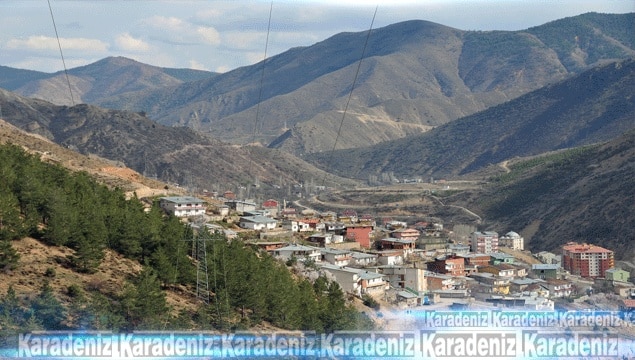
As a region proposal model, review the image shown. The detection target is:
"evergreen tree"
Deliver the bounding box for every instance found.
[31,281,67,330]
[121,266,169,330]
[0,239,19,271]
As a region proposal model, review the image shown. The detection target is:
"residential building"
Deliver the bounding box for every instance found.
[159,196,206,217]
[248,241,286,252]
[471,231,499,254]
[239,215,278,230]
[359,270,388,295]
[397,291,419,307]
[540,279,573,298]
[536,251,561,265]
[427,256,465,276]
[273,244,321,263]
[489,252,515,265]
[225,200,257,213]
[321,248,353,266]
[320,265,387,297]
[479,264,515,278]
[391,228,420,241]
[320,264,360,295]
[532,264,560,280]
[375,250,404,266]
[350,252,377,267]
[606,268,631,283]
[470,273,510,294]
[345,225,373,249]
[380,238,416,255]
[448,244,470,256]
[499,231,524,250]
[262,199,279,217]
[425,272,457,291]
[562,242,615,278]
[380,266,426,294]
[459,253,491,267]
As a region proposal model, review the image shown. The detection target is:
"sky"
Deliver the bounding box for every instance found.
[1,0,633,74]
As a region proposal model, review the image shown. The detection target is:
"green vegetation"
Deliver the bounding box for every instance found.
[492,146,596,185]
[0,144,372,334]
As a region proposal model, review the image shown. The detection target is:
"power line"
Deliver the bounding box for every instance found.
[246,1,274,179]
[47,0,75,106]
[321,6,378,188]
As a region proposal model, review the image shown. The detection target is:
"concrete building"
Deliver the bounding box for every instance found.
[273,244,321,263]
[470,231,499,254]
[499,231,524,250]
[606,268,630,282]
[321,248,353,266]
[380,266,427,294]
[532,264,560,280]
[562,242,614,278]
[239,215,278,230]
[427,256,465,276]
[159,196,206,217]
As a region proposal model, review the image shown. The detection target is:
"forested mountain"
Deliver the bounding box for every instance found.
[306,58,635,180]
[0,144,372,336]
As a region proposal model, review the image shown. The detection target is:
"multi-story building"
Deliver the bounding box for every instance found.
[427,256,465,276]
[470,231,499,254]
[159,196,206,217]
[562,242,614,278]
[499,231,524,250]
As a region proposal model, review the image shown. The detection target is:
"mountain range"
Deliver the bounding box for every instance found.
[4,12,634,156]
[308,58,635,180]
[0,13,633,258]
[0,88,357,199]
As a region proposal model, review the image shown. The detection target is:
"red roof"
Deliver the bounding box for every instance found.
[562,242,613,254]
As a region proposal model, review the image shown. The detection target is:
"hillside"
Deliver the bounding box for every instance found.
[306,58,635,180]
[449,129,635,261]
[78,12,635,154]
[7,57,216,106]
[0,89,358,196]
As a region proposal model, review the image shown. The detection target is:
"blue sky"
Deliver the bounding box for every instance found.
[1,0,632,73]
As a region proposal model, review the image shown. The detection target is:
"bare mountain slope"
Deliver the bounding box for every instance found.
[87,13,634,154]
[454,129,635,261]
[306,58,635,180]
[0,89,357,195]
[9,57,216,106]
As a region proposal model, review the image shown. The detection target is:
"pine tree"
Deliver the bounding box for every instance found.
[0,239,19,271]
[31,281,67,330]
[121,266,169,330]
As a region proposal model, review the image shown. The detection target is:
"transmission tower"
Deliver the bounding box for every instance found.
[184,219,222,305]
[195,231,210,304]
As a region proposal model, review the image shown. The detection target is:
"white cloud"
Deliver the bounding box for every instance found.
[6,35,108,52]
[142,15,221,45]
[215,64,232,73]
[189,59,209,71]
[115,33,150,52]
[196,26,221,45]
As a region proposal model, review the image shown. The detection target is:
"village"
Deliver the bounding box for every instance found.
[156,194,635,320]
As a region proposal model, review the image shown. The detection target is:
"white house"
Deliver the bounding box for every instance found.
[320,264,361,296]
[273,244,321,263]
[321,248,353,266]
[380,266,427,294]
[239,215,278,230]
[159,196,206,217]
[321,264,387,297]
[350,252,377,267]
